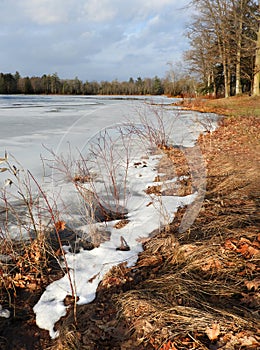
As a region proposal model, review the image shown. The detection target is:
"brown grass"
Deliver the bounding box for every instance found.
[176,95,260,117]
[114,115,260,349]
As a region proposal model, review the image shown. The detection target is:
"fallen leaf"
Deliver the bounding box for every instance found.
[201,257,222,272]
[224,238,238,251]
[161,340,177,350]
[247,245,259,257]
[206,323,220,341]
[55,220,66,231]
[240,336,259,347]
[245,279,260,291]
[88,272,99,283]
[64,294,79,306]
[114,219,130,229]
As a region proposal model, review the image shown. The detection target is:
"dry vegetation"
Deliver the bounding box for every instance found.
[177,95,260,117]
[50,109,259,348]
[0,97,259,349]
[112,115,259,350]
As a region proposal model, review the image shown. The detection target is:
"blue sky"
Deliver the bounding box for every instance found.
[0,0,193,81]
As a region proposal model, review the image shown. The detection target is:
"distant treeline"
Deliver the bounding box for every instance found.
[0,71,197,96]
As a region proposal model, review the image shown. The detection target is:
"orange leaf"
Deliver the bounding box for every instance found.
[161,340,177,350]
[245,279,260,291]
[55,220,66,231]
[206,323,220,341]
[237,243,259,258]
[237,243,249,255]
[224,239,238,251]
[247,245,259,257]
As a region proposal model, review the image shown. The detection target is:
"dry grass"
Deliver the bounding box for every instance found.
[176,95,260,117]
[114,115,260,349]
[48,324,80,350]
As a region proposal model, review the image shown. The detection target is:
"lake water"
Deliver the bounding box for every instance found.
[0,94,182,176]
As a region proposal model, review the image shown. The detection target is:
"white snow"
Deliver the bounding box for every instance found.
[0,304,10,318]
[33,153,196,338]
[0,95,218,338]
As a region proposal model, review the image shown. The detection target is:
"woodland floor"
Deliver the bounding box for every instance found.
[0,96,259,349]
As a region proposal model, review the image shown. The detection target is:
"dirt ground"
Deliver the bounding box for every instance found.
[0,101,259,349]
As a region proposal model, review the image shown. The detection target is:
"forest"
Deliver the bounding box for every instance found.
[0,71,197,97]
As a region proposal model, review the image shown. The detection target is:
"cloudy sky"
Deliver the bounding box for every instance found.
[0,0,193,81]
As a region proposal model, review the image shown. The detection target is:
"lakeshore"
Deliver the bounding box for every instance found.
[0,96,259,349]
[53,106,259,349]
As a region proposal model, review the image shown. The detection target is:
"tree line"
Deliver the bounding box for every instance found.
[0,71,197,97]
[185,0,260,97]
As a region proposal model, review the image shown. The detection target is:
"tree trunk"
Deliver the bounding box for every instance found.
[223,54,230,98]
[207,74,211,95]
[211,70,217,97]
[227,55,232,97]
[235,50,242,95]
[235,0,243,95]
[253,23,260,96]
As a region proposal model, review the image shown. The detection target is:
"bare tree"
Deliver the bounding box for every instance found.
[253,3,260,96]
[186,0,259,96]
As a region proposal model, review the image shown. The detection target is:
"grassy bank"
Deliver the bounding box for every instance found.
[177,95,260,117]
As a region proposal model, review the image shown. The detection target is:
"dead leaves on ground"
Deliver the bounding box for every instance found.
[244,279,260,291]
[145,185,162,195]
[0,238,50,292]
[224,236,260,259]
[205,323,220,341]
[114,219,130,229]
[214,331,259,349]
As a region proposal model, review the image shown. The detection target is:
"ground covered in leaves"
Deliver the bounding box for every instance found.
[0,110,259,349]
[176,95,260,118]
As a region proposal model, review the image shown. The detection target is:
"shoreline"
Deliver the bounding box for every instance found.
[0,101,259,349]
[49,111,259,348]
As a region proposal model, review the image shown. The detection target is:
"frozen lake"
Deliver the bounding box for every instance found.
[0,94,182,176]
[0,94,213,177]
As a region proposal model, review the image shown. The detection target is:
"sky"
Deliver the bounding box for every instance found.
[0,0,193,82]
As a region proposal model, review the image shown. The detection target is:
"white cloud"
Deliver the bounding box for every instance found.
[83,0,117,22]
[18,0,73,24]
[0,0,193,80]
